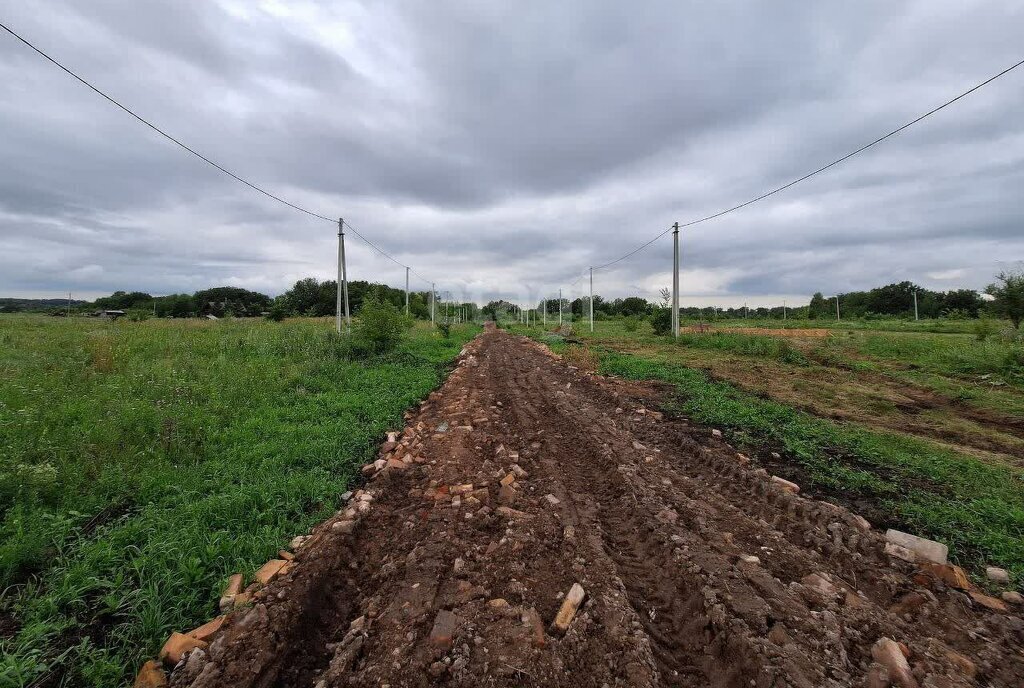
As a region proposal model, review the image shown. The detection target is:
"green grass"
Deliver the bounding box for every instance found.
[0,315,478,687]
[519,327,1024,588]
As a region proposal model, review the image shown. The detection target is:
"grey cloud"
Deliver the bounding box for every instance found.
[1,0,1023,303]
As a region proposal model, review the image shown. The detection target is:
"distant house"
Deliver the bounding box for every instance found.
[92,310,126,320]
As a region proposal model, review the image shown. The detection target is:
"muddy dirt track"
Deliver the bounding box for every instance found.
[168,326,1024,688]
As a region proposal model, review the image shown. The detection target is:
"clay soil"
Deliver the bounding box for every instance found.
[169,326,1024,687]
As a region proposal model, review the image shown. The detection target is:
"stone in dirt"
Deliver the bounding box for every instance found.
[523,607,546,647]
[770,476,800,494]
[543,493,561,506]
[986,566,1010,584]
[187,616,225,642]
[451,483,474,495]
[1001,591,1023,605]
[498,484,517,504]
[800,573,838,600]
[711,429,723,438]
[159,632,208,667]
[429,609,461,651]
[870,637,919,688]
[332,520,356,534]
[551,583,586,635]
[278,549,295,561]
[884,529,948,565]
[496,506,533,520]
[510,463,528,478]
[254,559,289,585]
[133,660,167,688]
[499,472,516,487]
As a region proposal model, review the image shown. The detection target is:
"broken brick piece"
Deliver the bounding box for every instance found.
[550,583,586,635]
[917,562,971,590]
[223,573,244,598]
[254,559,289,585]
[969,591,1008,612]
[187,616,225,642]
[133,660,168,688]
[159,632,208,667]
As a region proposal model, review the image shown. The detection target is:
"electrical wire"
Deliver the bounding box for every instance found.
[1,20,440,290]
[591,56,1024,272]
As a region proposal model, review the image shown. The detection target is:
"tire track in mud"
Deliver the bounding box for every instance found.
[167,326,1024,688]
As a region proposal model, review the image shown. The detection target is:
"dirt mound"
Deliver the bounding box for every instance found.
[165,325,1024,687]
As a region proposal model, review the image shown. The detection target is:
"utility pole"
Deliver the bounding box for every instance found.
[558,288,563,326]
[431,283,435,324]
[589,266,595,333]
[67,291,72,318]
[337,218,350,333]
[783,300,787,321]
[405,267,409,317]
[913,291,919,321]
[672,222,680,338]
[543,299,547,326]
[835,295,840,322]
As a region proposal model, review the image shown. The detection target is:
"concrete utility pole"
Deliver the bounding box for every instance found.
[67,291,72,318]
[835,295,840,322]
[337,218,350,333]
[783,300,787,321]
[589,266,595,333]
[405,267,410,317]
[558,288,563,326]
[431,283,435,324]
[543,299,547,326]
[672,222,680,338]
[913,291,919,321]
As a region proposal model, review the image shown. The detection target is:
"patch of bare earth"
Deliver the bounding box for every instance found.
[168,326,1024,687]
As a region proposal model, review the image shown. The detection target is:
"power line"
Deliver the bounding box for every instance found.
[1,20,441,292]
[592,55,1024,272]
[0,20,335,224]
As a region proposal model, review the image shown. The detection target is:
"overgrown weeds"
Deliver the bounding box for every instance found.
[0,316,478,686]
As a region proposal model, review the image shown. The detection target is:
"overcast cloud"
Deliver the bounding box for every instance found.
[1,0,1023,307]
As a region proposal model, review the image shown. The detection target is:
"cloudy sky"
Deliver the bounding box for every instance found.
[1,1,1022,307]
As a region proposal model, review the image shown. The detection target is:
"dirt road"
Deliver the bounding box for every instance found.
[167,326,1024,687]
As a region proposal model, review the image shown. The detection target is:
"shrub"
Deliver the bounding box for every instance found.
[265,303,289,322]
[623,316,640,332]
[352,296,410,355]
[973,317,997,342]
[436,321,452,339]
[651,308,672,336]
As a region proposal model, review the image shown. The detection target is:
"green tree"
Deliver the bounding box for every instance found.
[986,269,1024,329]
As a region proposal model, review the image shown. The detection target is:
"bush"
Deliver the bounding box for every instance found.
[352,296,410,355]
[623,316,640,332]
[436,321,452,339]
[973,317,997,341]
[651,308,672,336]
[265,303,289,322]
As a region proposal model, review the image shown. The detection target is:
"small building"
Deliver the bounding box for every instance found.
[93,310,127,320]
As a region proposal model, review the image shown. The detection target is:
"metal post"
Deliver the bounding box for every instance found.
[405,267,409,316]
[589,266,595,333]
[835,295,840,322]
[913,291,919,321]
[430,283,435,324]
[337,218,350,333]
[672,222,680,338]
[558,288,563,326]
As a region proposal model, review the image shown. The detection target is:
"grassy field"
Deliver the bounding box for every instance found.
[508,317,1024,589]
[0,315,478,687]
